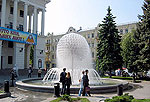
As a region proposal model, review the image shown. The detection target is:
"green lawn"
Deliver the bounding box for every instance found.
[103,76,133,80]
[132,99,150,102]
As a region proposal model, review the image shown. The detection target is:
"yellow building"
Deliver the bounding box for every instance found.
[45,22,137,69]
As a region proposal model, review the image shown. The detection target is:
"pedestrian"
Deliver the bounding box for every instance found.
[82,70,91,96]
[10,69,15,87]
[78,71,85,96]
[38,68,42,77]
[28,64,33,78]
[60,68,67,95]
[13,64,19,78]
[65,72,72,95]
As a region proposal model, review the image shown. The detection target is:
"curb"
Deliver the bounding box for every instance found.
[0,92,11,99]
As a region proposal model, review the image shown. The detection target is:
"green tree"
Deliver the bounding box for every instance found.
[135,0,150,73]
[30,45,34,66]
[96,6,122,77]
[121,31,140,82]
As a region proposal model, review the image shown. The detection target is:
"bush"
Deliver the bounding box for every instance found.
[60,94,73,102]
[105,93,134,102]
[132,99,150,102]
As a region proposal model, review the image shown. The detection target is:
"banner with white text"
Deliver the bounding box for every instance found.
[0,27,37,45]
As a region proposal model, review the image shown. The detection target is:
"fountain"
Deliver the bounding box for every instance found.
[15,33,129,94]
[43,33,101,85]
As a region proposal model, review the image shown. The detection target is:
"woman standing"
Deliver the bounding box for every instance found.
[78,71,84,96]
[65,72,72,95]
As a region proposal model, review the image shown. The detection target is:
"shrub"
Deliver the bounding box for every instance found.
[60,94,73,102]
[105,93,134,102]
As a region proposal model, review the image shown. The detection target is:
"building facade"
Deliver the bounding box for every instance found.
[0,0,50,69]
[45,23,137,69]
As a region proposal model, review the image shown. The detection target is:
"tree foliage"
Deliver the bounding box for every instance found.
[96,6,122,77]
[134,0,150,72]
[121,0,150,82]
[30,45,34,66]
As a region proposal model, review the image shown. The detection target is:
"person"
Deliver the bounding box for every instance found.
[78,71,85,96]
[38,68,42,77]
[28,64,33,78]
[60,68,67,95]
[13,64,19,78]
[82,70,91,96]
[65,72,72,95]
[10,69,15,87]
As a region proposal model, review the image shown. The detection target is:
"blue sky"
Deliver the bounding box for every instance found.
[44,0,143,35]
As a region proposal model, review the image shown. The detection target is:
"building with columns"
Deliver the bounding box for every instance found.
[0,0,50,69]
[45,22,137,69]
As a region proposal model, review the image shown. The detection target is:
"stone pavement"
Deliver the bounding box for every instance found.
[0,76,150,102]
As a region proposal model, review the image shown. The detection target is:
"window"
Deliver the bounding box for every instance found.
[52,64,56,68]
[92,52,94,58]
[52,55,55,59]
[88,34,90,38]
[52,46,54,51]
[120,29,123,34]
[0,5,1,12]
[9,22,13,29]
[88,43,90,47]
[10,7,13,14]
[92,33,94,38]
[38,59,42,68]
[20,10,24,17]
[8,56,13,64]
[8,41,13,48]
[92,43,94,48]
[125,29,128,33]
[19,24,23,31]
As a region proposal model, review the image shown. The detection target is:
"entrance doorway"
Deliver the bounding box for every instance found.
[1,56,3,69]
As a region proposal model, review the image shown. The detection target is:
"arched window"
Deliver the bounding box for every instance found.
[38,59,42,68]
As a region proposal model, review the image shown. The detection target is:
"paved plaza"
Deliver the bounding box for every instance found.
[0,74,150,102]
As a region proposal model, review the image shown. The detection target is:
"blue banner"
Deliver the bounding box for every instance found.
[0,27,37,45]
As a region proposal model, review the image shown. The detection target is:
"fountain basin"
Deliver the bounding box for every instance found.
[16,78,129,94]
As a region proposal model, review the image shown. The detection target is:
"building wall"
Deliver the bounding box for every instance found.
[0,0,50,69]
[45,23,137,69]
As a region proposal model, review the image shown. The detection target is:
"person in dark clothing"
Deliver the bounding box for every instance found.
[10,69,15,87]
[65,72,72,95]
[82,70,91,96]
[60,68,67,95]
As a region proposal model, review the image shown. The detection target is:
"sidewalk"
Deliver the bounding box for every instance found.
[0,76,150,102]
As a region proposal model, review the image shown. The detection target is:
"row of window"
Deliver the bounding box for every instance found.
[6,22,23,31]
[0,5,24,17]
[120,29,128,34]
[88,42,95,48]
[87,33,95,38]
[2,41,14,48]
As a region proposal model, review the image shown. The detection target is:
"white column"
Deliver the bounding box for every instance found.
[1,0,7,27]
[41,9,45,35]
[0,40,2,69]
[13,0,18,30]
[33,6,37,34]
[23,3,28,32]
[28,14,32,32]
[36,11,39,34]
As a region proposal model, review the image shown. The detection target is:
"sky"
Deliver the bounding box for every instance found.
[44,0,144,35]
